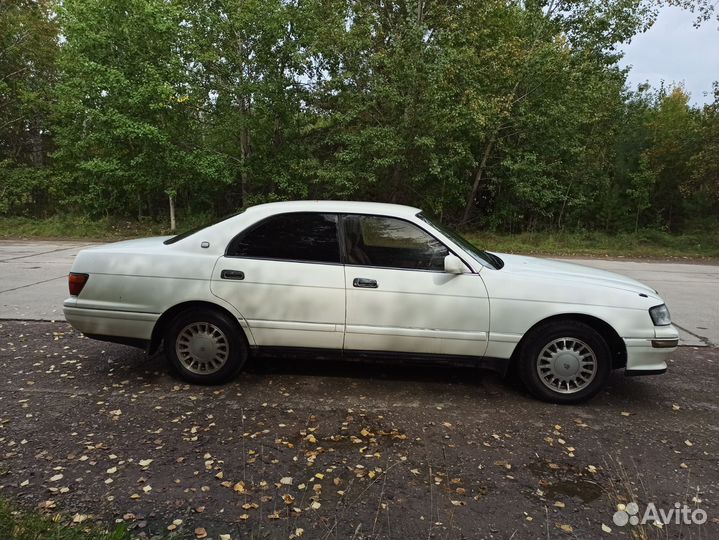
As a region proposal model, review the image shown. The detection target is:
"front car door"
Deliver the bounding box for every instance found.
[210,212,345,349]
[342,214,490,357]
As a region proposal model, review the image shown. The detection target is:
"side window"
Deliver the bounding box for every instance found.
[228,213,340,264]
[344,215,449,271]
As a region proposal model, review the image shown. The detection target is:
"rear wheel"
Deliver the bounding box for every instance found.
[518,320,611,404]
[165,309,247,384]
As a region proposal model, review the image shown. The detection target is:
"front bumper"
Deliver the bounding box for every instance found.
[623,326,679,375]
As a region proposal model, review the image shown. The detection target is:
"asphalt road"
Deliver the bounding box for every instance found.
[0,240,717,346]
[1,241,718,538]
[0,320,717,539]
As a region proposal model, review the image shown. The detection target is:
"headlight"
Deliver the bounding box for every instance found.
[649,304,671,326]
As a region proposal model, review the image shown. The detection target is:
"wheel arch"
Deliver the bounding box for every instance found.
[149,300,252,354]
[510,313,627,370]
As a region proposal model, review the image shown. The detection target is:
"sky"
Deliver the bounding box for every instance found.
[619,5,719,106]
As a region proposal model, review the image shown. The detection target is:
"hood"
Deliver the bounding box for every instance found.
[494,253,658,297]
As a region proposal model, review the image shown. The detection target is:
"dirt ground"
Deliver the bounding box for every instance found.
[0,320,717,539]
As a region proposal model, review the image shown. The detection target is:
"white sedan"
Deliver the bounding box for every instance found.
[63,201,678,403]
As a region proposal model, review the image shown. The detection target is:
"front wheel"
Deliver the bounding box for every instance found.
[518,320,611,404]
[165,309,247,384]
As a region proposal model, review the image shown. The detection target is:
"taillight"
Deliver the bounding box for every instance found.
[68,273,89,296]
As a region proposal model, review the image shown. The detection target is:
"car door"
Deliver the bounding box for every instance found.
[342,214,490,357]
[210,212,345,349]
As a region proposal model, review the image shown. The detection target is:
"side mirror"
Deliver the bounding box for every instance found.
[444,254,465,274]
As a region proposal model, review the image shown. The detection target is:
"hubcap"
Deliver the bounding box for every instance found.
[175,322,229,375]
[536,337,597,394]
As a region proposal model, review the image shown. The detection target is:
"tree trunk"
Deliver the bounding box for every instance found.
[461,137,494,226]
[239,97,250,207]
[169,194,176,232]
[557,181,573,230]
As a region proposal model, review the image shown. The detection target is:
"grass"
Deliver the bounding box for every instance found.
[0,500,128,540]
[465,229,719,260]
[0,216,180,241]
[0,215,717,260]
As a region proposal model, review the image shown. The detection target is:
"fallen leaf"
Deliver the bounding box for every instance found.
[280,476,293,485]
[310,501,321,510]
[558,523,573,533]
[195,527,208,538]
[684,440,693,447]
[601,523,612,533]
[620,411,631,417]
[139,459,153,467]
[554,501,565,508]
[49,474,63,482]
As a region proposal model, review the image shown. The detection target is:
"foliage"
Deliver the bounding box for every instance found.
[0,0,717,234]
[0,500,128,540]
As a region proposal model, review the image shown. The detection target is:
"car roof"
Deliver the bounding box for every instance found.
[245,200,423,218]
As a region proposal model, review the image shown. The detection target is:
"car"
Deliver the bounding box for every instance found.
[63,200,679,403]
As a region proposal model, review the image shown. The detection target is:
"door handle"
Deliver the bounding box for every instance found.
[221,269,245,280]
[353,277,378,289]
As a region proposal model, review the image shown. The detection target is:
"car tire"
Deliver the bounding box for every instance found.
[518,320,611,404]
[165,308,247,385]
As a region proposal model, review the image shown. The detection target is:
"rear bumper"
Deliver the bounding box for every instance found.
[63,301,158,342]
[623,335,678,375]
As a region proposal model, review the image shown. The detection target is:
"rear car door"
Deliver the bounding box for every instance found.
[210,212,345,349]
[342,214,490,356]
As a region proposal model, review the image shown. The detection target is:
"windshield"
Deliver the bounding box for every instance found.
[163,211,244,245]
[418,213,504,270]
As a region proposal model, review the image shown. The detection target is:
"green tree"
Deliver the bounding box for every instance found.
[0,0,58,216]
